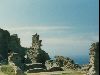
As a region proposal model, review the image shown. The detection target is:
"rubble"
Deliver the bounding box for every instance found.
[45,56,81,71]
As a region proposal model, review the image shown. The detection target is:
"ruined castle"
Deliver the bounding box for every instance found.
[0,28,50,71]
[0,28,99,74]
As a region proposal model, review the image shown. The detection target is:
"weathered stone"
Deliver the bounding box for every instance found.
[45,56,81,71]
[26,63,46,73]
[0,28,10,60]
[8,34,26,57]
[81,64,90,72]
[8,52,22,66]
[16,67,25,75]
[0,28,50,73]
[87,42,99,75]
[26,33,50,64]
[49,67,63,72]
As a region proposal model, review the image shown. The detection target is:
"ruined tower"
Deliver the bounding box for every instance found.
[27,33,50,64]
[32,33,42,50]
[27,33,41,63]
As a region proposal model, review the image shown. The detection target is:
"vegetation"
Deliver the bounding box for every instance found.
[1,65,15,75]
[26,70,86,75]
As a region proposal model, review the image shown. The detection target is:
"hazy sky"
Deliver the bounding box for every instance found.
[0,0,99,62]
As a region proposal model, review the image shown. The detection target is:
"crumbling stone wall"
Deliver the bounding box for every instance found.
[45,56,81,71]
[87,42,99,75]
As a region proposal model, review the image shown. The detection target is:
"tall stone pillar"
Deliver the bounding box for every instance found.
[87,42,99,75]
[32,33,42,50]
[27,33,42,63]
[27,33,50,64]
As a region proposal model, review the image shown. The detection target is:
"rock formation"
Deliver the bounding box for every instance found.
[0,28,10,61]
[87,42,99,75]
[45,56,81,71]
[0,28,26,63]
[8,34,26,61]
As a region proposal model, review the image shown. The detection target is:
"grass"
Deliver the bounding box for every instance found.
[0,72,7,75]
[27,70,86,75]
[0,66,86,75]
[0,65,15,75]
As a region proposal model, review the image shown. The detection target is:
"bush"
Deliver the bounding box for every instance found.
[1,65,15,75]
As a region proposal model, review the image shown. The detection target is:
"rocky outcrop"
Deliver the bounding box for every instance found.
[0,28,26,63]
[0,28,26,71]
[87,42,99,75]
[0,28,10,61]
[45,56,81,71]
[8,34,26,58]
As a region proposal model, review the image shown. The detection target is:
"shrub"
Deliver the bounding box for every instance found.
[1,65,15,75]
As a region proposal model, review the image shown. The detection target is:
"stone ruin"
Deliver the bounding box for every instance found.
[8,52,25,75]
[45,56,81,71]
[26,33,50,72]
[26,33,50,64]
[0,28,99,74]
[0,28,50,73]
[87,42,99,75]
[0,28,26,64]
[81,64,90,72]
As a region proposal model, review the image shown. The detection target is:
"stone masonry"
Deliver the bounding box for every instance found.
[87,42,99,75]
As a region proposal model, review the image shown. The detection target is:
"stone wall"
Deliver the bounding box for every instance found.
[87,42,99,75]
[45,56,81,71]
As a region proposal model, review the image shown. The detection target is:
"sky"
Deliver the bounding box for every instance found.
[0,0,99,64]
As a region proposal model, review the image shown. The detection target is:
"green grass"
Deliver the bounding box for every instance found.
[0,72,7,75]
[0,65,15,75]
[27,70,86,75]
